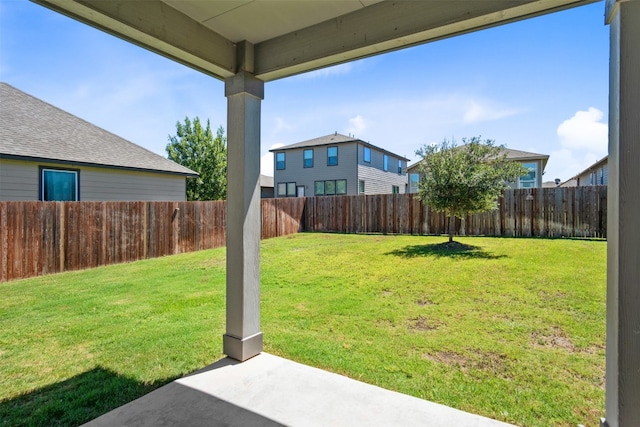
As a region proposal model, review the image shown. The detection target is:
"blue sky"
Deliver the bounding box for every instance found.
[1,1,609,182]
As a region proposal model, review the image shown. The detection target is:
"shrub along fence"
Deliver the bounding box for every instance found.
[0,186,605,282]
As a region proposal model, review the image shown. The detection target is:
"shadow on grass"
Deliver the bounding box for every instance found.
[0,366,176,427]
[387,241,507,259]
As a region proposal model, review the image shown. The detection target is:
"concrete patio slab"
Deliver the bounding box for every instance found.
[84,352,515,427]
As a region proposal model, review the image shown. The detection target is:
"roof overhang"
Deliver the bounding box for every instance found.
[32,0,600,82]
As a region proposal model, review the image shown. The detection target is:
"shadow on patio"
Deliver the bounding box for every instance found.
[82,353,514,427]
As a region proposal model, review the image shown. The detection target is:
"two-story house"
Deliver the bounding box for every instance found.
[271,133,409,197]
[407,147,549,193]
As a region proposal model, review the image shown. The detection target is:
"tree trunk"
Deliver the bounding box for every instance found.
[448,211,456,243]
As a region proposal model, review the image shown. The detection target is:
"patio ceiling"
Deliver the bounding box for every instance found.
[33,0,598,82]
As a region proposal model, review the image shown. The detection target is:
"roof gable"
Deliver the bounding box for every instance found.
[0,83,196,176]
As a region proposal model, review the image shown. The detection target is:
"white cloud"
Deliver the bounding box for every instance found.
[557,107,608,154]
[260,143,284,177]
[462,99,523,124]
[346,115,367,137]
[546,107,608,181]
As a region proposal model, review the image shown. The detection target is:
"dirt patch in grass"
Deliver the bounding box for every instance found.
[423,351,510,378]
[531,327,576,352]
[416,298,435,306]
[407,316,442,331]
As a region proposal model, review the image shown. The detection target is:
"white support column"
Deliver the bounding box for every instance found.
[223,62,264,361]
[604,1,640,426]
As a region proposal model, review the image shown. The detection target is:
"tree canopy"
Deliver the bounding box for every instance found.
[415,137,528,242]
[166,117,227,201]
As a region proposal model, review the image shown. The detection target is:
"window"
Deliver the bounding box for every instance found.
[392,185,400,194]
[287,182,296,197]
[327,146,338,166]
[363,147,371,163]
[383,155,389,171]
[277,182,297,197]
[41,168,78,201]
[397,159,403,174]
[303,149,314,168]
[359,180,365,194]
[409,173,420,193]
[276,152,286,170]
[325,180,336,195]
[519,162,537,188]
[315,179,347,196]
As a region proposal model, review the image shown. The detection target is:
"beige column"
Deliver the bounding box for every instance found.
[604,1,640,426]
[223,64,264,361]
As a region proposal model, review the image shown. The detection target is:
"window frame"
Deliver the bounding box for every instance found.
[40,166,79,201]
[519,162,537,188]
[392,185,400,194]
[303,149,314,168]
[363,146,371,163]
[276,152,286,170]
[409,173,420,193]
[277,182,297,197]
[315,179,347,196]
[327,146,338,166]
[383,154,389,171]
[359,179,365,194]
[397,159,403,174]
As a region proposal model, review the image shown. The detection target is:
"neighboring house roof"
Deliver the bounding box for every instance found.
[559,155,608,187]
[0,82,197,176]
[407,146,549,173]
[270,133,410,161]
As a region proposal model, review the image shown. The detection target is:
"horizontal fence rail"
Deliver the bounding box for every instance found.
[0,187,605,282]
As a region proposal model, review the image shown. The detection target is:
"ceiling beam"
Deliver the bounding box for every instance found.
[254,0,600,81]
[32,0,237,80]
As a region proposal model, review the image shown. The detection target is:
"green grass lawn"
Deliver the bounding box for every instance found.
[0,233,606,427]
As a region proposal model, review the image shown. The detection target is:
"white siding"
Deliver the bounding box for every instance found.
[0,158,187,201]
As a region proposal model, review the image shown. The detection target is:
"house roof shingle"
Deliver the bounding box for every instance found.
[270,133,410,161]
[0,82,197,176]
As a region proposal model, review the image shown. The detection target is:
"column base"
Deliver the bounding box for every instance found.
[223,332,263,361]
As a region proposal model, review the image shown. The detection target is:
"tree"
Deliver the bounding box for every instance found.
[166,117,227,201]
[415,137,528,243]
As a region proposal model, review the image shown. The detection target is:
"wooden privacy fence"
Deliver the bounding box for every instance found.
[0,198,305,282]
[305,187,607,239]
[1,187,605,282]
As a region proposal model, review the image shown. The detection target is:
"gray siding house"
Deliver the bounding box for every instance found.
[407,147,549,193]
[271,133,409,197]
[560,155,608,187]
[0,83,197,201]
